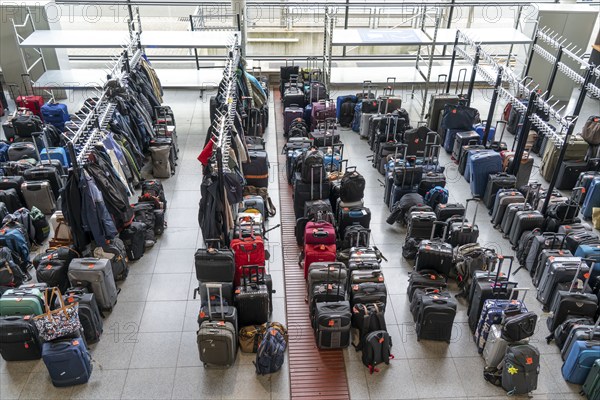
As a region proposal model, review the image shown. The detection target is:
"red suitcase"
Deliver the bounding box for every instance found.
[14,75,44,119]
[230,234,266,286]
[304,221,336,245]
[303,243,336,279]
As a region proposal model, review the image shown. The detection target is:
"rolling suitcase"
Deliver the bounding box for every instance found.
[459,146,485,176]
[502,344,540,395]
[0,315,42,361]
[0,287,44,316]
[560,321,600,361]
[308,262,348,296]
[562,339,600,384]
[21,180,56,214]
[197,287,237,367]
[197,283,238,333]
[8,142,38,161]
[194,240,236,283]
[406,211,436,240]
[556,161,589,190]
[434,202,465,222]
[536,258,589,309]
[407,270,447,301]
[119,222,146,261]
[508,210,544,247]
[304,220,336,245]
[235,265,270,326]
[501,201,533,237]
[350,281,387,308]
[468,151,503,197]
[490,190,524,226]
[303,243,336,280]
[417,171,446,197]
[68,258,118,312]
[314,301,352,349]
[42,338,92,387]
[447,198,479,247]
[242,150,269,188]
[337,206,371,239]
[582,359,600,399]
[533,252,576,287]
[311,101,336,131]
[283,81,305,109]
[283,105,304,135]
[40,147,69,167]
[61,288,103,344]
[41,101,69,130]
[482,324,510,368]
[415,290,457,342]
[23,165,63,200]
[452,131,479,161]
[483,173,517,210]
[525,233,565,275]
[415,221,453,275]
[35,258,69,292]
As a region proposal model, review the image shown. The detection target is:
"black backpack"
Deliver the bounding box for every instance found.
[133,202,156,244]
[340,167,365,203]
[288,119,308,138]
[301,149,325,183]
[352,302,386,351]
[141,180,168,211]
[361,330,393,374]
[339,101,356,127]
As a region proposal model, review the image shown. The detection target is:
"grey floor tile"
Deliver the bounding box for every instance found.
[345,360,371,400]
[182,300,202,332]
[269,270,285,298]
[365,358,418,399]
[88,334,137,371]
[0,372,28,399]
[158,228,199,250]
[409,357,467,398]
[169,190,200,209]
[389,294,416,323]
[146,273,193,301]
[69,369,127,399]
[129,332,182,369]
[452,356,507,398]
[127,245,158,275]
[120,368,176,400]
[401,331,453,359]
[101,301,146,335]
[116,274,153,303]
[154,249,195,274]
[165,208,200,229]
[270,361,291,400]
[176,331,202,368]
[221,365,271,399]
[0,358,40,375]
[448,321,480,358]
[139,301,187,332]
[171,367,223,399]
[19,372,75,399]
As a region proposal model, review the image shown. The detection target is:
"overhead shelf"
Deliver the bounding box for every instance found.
[20,30,240,49]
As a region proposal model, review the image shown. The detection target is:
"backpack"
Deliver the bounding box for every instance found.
[0,221,30,272]
[3,208,36,245]
[339,101,356,127]
[424,186,449,208]
[340,168,366,203]
[387,193,424,226]
[288,118,308,138]
[29,207,50,245]
[0,247,26,287]
[402,237,419,260]
[254,325,287,375]
[454,244,497,296]
[301,149,325,183]
[132,203,156,245]
[0,142,10,163]
[141,180,168,211]
[352,302,386,351]
[362,330,393,374]
[93,238,129,281]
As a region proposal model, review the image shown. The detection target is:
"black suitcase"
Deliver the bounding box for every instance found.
[416,290,457,342]
[407,269,448,301]
[508,210,545,247]
[553,316,595,350]
[434,202,465,222]
[194,240,235,283]
[8,142,38,161]
[537,259,589,309]
[337,206,371,239]
[349,282,387,308]
[0,176,26,204]
[415,221,453,276]
[483,173,517,209]
[35,259,69,293]
[564,232,600,254]
[448,198,479,247]
[525,233,565,276]
[406,211,436,240]
[119,222,146,261]
[314,301,352,349]
[0,315,42,361]
[417,171,446,197]
[283,84,305,108]
[467,255,518,332]
[197,283,239,334]
[452,131,480,161]
[501,202,533,236]
[242,150,269,188]
[234,265,270,326]
[533,252,575,288]
[293,172,331,219]
[490,190,524,226]
[61,288,104,344]
[556,161,588,190]
[0,188,23,213]
[23,165,63,200]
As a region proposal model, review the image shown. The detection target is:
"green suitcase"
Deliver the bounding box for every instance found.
[583,359,600,400]
[540,135,589,182]
[0,288,44,316]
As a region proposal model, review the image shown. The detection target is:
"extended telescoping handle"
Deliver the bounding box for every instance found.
[495,120,507,144]
[570,186,585,215]
[204,282,225,321]
[508,287,530,303]
[461,198,480,231]
[30,131,50,164]
[493,255,514,289]
[568,258,593,293]
[324,262,344,302]
[241,264,265,288]
[431,221,448,241]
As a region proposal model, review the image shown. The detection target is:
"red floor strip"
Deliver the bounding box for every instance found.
[274,92,350,400]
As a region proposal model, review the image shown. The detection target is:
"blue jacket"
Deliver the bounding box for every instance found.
[79,170,118,245]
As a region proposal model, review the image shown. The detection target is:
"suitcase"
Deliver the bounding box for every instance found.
[540,135,588,182]
[583,177,600,219]
[283,83,305,109]
[242,150,269,188]
[0,315,42,361]
[12,113,44,137]
[234,266,270,326]
[0,288,44,316]
[564,232,600,254]
[41,102,69,130]
[533,252,575,288]
[576,171,600,204]
[68,258,118,312]
[427,93,460,134]
[482,324,510,368]
[525,233,566,275]
[196,281,234,307]
[452,131,480,161]
[556,160,589,190]
[468,151,503,197]
[119,221,146,261]
[407,269,448,301]
[337,206,371,239]
[562,339,600,384]
[459,146,486,176]
[447,198,479,247]
[415,221,453,275]
[197,282,238,367]
[197,283,238,331]
[490,190,524,226]
[0,176,26,205]
[40,147,69,167]
[502,344,540,395]
[501,202,533,236]
[350,282,387,308]
[314,301,352,349]
[583,359,600,399]
[303,244,336,280]
[546,285,598,333]
[415,290,457,342]
[0,189,24,213]
[561,322,600,361]
[308,262,348,296]
[61,288,103,344]
[417,171,446,197]
[483,173,517,210]
[8,142,38,161]
[304,220,336,245]
[42,338,92,387]
[508,210,544,247]
[35,259,69,292]
[21,180,56,214]
[406,211,436,240]
[575,244,600,289]
[309,124,340,148]
[311,101,336,131]
[284,107,305,136]
[474,294,529,352]
[467,256,517,332]
[536,259,589,309]
[230,233,265,286]
[434,202,465,222]
[553,316,595,350]
[23,165,63,200]
[293,173,331,219]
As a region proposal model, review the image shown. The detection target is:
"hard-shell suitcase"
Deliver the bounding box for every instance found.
[561,322,600,361]
[502,344,540,395]
[483,173,517,210]
[533,252,576,288]
[536,259,589,309]
[42,338,92,387]
[490,190,524,226]
[197,282,238,367]
[8,142,38,161]
[501,202,533,236]
[459,146,485,176]
[525,233,566,275]
[40,147,69,167]
[337,206,371,239]
[447,198,480,247]
[508,210,544,247]
[0,315,42,361]
[562,338,600,384]
[468,151,503,197]
[23,165,63,200]
[283,105,305,135]
[0,288,44,316]
[556,161,588,190]
[582,359,600,399]
[21,180,56,214]
[452,131,480,161]
[314,301,352,349]
[194,241,235,283]
[415,290,457,342]
[68,258,118,312]
[235,266,270,326]
[583,177,600,219]
[415,221,453,275]
[406,211,436,240]
[434,202,465,222]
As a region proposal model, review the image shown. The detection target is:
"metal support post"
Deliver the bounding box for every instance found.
[523,35,537,78]
[573,66,595,116]
[466,46,480,106]
[544,46,563,100]
[541,120,576,214]
[482,67,503,146]
[445,31,460,93]
[342,0,350,57]
[508,91,537,176]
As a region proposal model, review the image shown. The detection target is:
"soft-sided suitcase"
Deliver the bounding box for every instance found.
[546,285,598,333]
[304,220,336,245]
[8,142,38,161]
[562,339,600,384]
[490,190,524,226]
[502,344,540,395]
[452,131,480,161]
[337,206,371,239]
[415,290,457,342]
[483,173,517,209]
[197,283,238,367]
[0,288,44,316]
[350,281,387,308]
[68,258,118,312]
[41,102,69,130]
[119,221,146,261]
[468,151,503,197]
[242,150,269,188]
[314,301,352,349]
[42,338,92,387]
[61,288,103,344]
[540,135,588,182]
[235,266,270,326]
[195,241,235,283]
[447,198,479,247]
[283,105,305,135]
[583,359,600,399]
[0,315,42,361]
[230,231,266,286]
[434,202,465,222]
[508,210,544,247]
[536,259,589,309]
[407,270,447,301]
[406,211,436,240]
[35,259,69,292]
[21,180,56,214]
[303,244,336,280]
[0,176,26,205]
[415,221,453,275]
[197,283,238,330]
[311,101,336,131]
[283,83,305,109]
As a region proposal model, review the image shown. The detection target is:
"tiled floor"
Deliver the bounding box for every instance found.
[0,83,598,399]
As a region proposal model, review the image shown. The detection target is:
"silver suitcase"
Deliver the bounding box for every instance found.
[484,324,529,368]
[21,180,56,214]
[360,113,374,138]
[68,258,118,311]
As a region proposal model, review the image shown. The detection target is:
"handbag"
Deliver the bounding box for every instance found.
[239,323,267,353]
[48,222,73,248]
[34,287,82,341]
[442,104,480,131]
[582,116,600,145]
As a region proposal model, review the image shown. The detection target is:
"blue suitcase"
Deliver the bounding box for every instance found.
[444,129,462,153]
[575,244,600,290]
[41,103,69,131]
[464,149,494,182]
[582,177,600,219]
[469,152,502,197]
[351,102,362,132]
[336,95,358,119]
[40,147,69,167]
[474,123,496,143]
[474,298,527,354]
[304,104,312,128]
[561,339,600,384]
[42,337,92,387]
